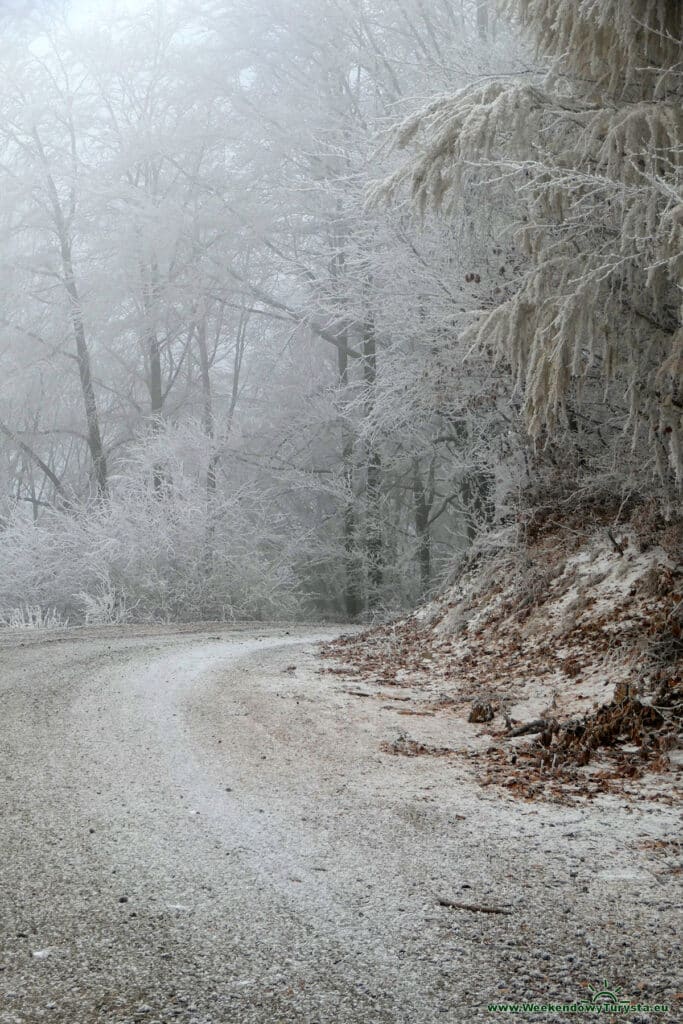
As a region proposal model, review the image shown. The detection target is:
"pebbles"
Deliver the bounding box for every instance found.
[0,627,680,1022]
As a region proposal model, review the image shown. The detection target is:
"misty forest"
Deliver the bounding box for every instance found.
[1,3,683,1022]
[1,0,679,627]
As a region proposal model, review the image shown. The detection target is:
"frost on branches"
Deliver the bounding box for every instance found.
[375,0,683,487]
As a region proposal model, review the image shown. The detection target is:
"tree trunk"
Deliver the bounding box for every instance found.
[61,242,108,497]
[338,340,362,618]
[198,304,246,500]
[32,126,107,498]
[461,466,495,543]
[330,230,361,618]
[142,259,165,492]
[194,313,219,586]
[476,0,489,40]
[362,311,383,608]
[412,458,434,597]
[195,316,216,497]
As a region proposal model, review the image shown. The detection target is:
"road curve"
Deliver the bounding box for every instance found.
[0,626,680,1023]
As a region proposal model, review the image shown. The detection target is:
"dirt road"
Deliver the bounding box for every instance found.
[0,627,680,1023]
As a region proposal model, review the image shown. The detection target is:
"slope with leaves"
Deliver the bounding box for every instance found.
[322,501,682,804]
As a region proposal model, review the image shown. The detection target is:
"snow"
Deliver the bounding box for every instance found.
[322,527,682,807]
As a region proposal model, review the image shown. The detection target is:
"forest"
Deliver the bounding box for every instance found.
[1,5,682,1020]
[0,0,680,626]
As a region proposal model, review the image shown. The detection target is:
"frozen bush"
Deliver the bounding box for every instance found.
[0,432,301,625]
[0,604,68,629]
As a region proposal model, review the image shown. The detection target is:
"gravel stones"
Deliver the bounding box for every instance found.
[0,626,679,1022]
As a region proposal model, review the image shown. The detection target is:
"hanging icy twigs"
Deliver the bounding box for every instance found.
[373,0,683,485]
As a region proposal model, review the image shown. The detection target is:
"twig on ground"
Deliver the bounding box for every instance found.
[507,718,550,737]
[438,897,513,915]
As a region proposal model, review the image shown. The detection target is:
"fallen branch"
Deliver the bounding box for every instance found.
[438,897,513,915]
[344,690,413,701]
[381,736,455,757]
[507,718,550,737]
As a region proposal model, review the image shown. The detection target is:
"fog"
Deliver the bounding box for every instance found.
[0,1,679,625]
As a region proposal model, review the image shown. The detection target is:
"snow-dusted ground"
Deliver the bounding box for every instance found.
[0,626,680,1023]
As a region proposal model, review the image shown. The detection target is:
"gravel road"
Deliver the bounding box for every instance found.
[0,626,680,1023]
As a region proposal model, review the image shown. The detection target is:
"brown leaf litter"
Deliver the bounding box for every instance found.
[322,511,682,804]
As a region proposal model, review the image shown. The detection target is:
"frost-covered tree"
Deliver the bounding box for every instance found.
[377,0,683,490]
[201,0,527,613]
[0,0,531,623]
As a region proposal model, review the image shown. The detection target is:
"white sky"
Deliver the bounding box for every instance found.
[67,0,147,28]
